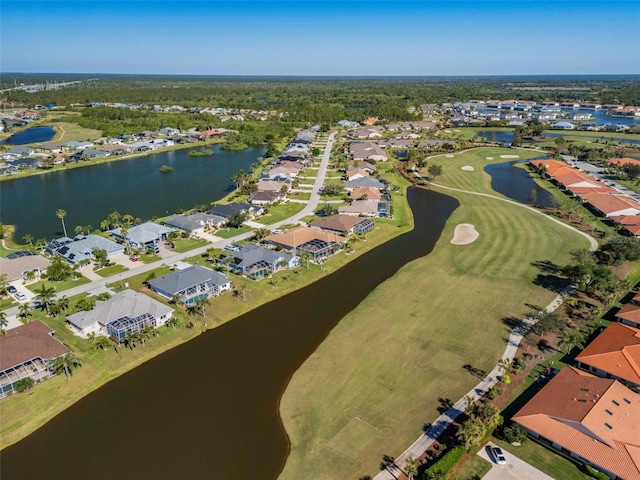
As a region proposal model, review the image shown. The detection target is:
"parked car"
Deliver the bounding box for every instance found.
[14,292,27,301]
[488,445,507,465]
[7,285,17,294]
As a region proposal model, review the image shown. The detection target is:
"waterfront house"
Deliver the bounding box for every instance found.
[208,202,263,219]
[163,212,227,234]
[47,235,124,264]
[0,321,69,399]
[551,121,575,130]
[217,244,299,280]
[257,180,288,193]
[148,265,231,306]
[575,322,640,388]
[513,366,640,480]
[338,199,380,217]
[309,214,375,237]
[0,251,50,282]
[66,289,174,341]
[5,147,35,158]
[263,226,345,262]
[110,222,175,251]
[344,177,386,192]
[248,190,287,206]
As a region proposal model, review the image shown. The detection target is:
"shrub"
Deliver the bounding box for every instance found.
[424,445,466,477]
[486,387,503,400]
[502,423,527,444]
[15,377,34,392]
[585,465,610,480]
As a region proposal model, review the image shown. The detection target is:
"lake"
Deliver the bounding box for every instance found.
[1,126,55,145]
[0,145,263,240]
[0,187,458,480]
[485,160,556,208]
[476,130,640,146]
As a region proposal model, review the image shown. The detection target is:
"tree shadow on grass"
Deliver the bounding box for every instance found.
[533,273,568,293]
[462,364,487,380]
[531,259,561,274]
[437,397,454,414]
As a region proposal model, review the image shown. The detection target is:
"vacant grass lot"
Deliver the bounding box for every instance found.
[279,147,590,480]
[258,202,307,225]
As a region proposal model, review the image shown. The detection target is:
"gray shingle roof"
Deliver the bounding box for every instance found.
[148,265,229,296]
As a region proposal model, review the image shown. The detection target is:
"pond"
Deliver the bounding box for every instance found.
[0,187,459,480]
[0,145,263,240]
[484,160,556,208]
[476,130,640,146]
[1,126,55,145]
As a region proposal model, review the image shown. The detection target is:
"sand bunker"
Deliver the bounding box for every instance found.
[445,154,455,158]
[461,165,475,171]
[499,154,520,159]
[451,224,479,245]
[444,129,452,133]
[486,157,494,160]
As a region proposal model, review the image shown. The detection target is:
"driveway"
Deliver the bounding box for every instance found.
[479,443,555,480]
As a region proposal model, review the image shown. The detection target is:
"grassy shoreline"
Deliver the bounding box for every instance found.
[278,147,591,480]
[0,163,412,450]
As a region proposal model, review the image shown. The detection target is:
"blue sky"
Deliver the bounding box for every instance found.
[2,1,639,75]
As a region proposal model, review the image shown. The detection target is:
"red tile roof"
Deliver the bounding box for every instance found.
[513,367,640,480]
[618,303,640,325]
[576,322,640,385]
[609,158,640,167]
[0,321,69,372]
[581,193,640,216]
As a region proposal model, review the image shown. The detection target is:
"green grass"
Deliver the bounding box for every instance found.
[171,237,209,253]
[94,264,128,277]
[137,253,161,264]
[0,296,17,310]
[278,147,591,480]
[288,191,312,200]
[214,225,252,238]
[26,276,90,294]
[258,203,306,225]
[491,438,591,480]
[450,453,492,480]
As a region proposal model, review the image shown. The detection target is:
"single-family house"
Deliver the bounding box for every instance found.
[337,120,359,128]
[0,321,69,398]
[378,138,415,149]
[346,167,369,181]
[257,180,288,193]
[616,297,640,328]
[148,265,231,306]
[158,127,180,136]
[66,289,174,340]
[575,322,640,388]
[208,202,262,219]
[110,222,176,251]
[163,212,227,234]
[357,161,377,174]
[64,141,94,150]
[5,147,35,158]
[349,186,383,201]
[47,235,124,264]
[263,226,345,262]
[349,142,388,162]
[551,121,575,130]
[513,366,640,480]
[344,177,385,192]
[338,200,380,217]
[0,251,50,282]
[310,214,375,237]
[217,243,299,280]
[248,190,286,206]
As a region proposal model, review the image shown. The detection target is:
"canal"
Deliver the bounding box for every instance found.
[0,145,262,240]
[0,187,459,480]
[485,160,556,208]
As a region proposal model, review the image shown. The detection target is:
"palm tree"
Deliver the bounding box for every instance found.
[35,238,47,254]
[36,284,56,315]
[50,352,82,379]
[94,336,113,351]
[404,457,418,480]
[22,233,33,246]
[0,311,8,329]
[123,331,138,350]
[195,298,209,317]
[457,418,485,450]
[56,295,70,313]
[143,325,158,338]
[18,303,31,323]
[56,209,68,237]
[560,329,585,354]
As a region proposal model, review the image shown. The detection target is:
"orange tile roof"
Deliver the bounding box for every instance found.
[568,185,616,196]
[610,216,640,236]
[513,367,640,480]
[576,322,640,385]
[618,303,640,325]
[349,187,383,200]
[582,192,640,216]
[530,159,573,177]
[554,171,601,188]
[609,158,640,167]
[264,226,345,248]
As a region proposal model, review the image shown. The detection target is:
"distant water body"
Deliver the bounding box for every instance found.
[0,126,55,145]
[0,145,263,239]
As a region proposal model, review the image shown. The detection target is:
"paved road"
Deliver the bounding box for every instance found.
[1,132,336,322]
[479,443,555,480]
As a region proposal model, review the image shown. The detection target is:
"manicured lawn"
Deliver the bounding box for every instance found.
[171,237,209,253]
[26,276,90,294]
[94,264,128,277]
[0,296,17,310]
[288,191,311,200]
[51,121,103,142]
[491,438,591,480]
[215,226,252,238]
[138,252,161,264]
[258,203,306,225]
[450,453,492,480]
[278,148,591,480]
